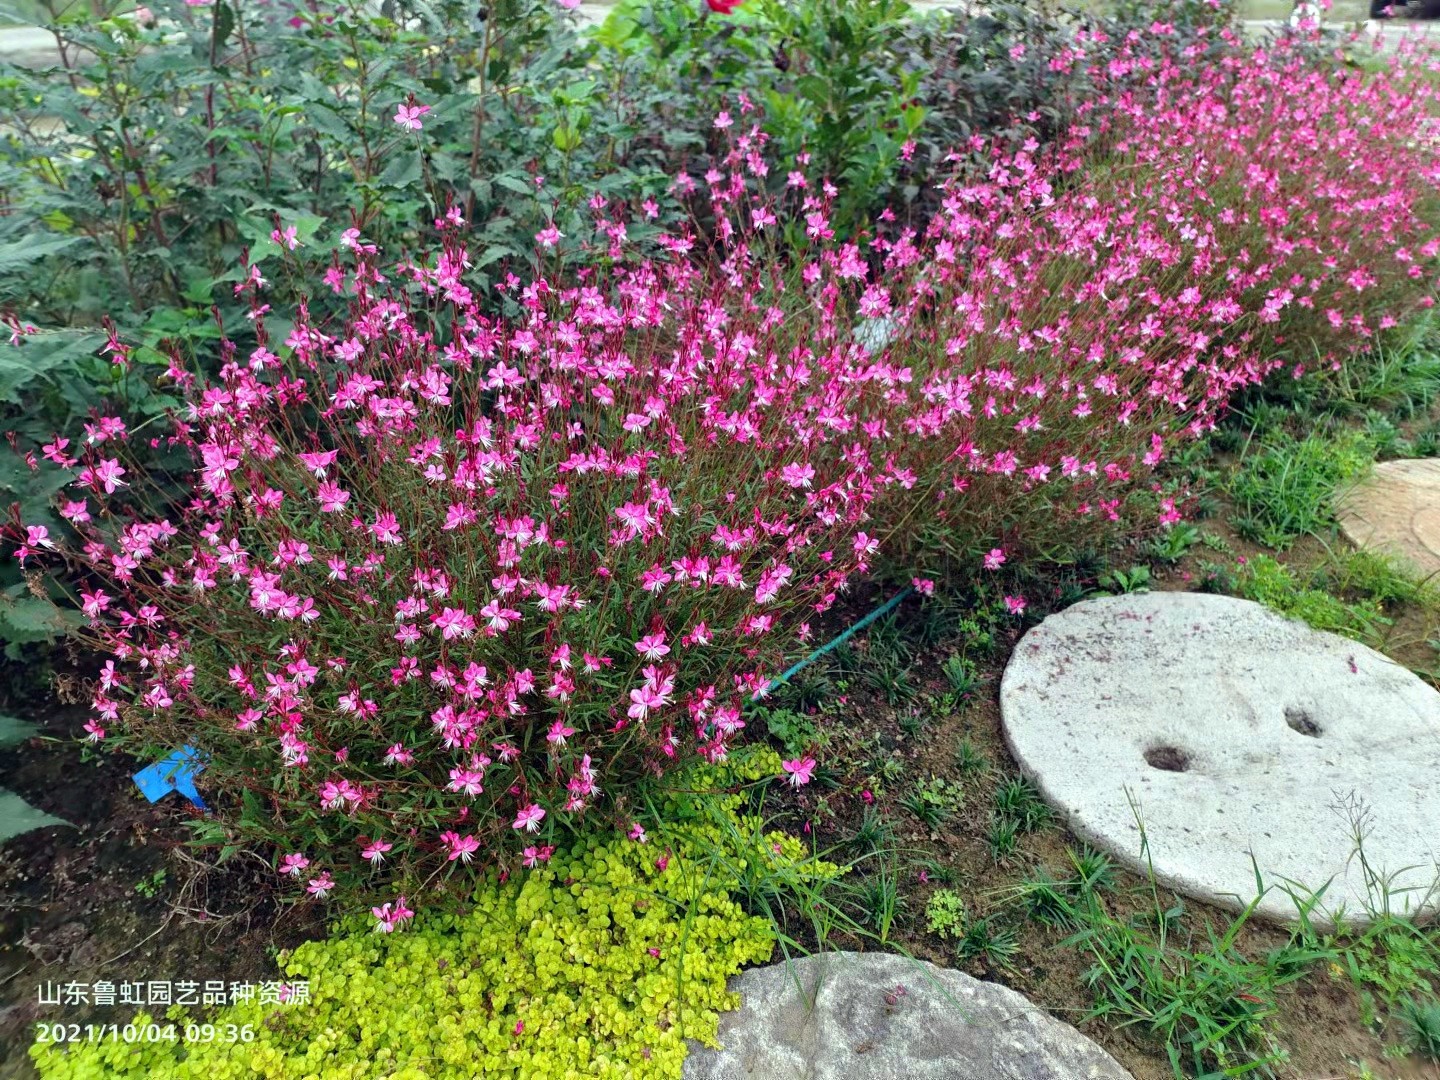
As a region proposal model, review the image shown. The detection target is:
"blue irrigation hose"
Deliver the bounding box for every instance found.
[759,585,914,698]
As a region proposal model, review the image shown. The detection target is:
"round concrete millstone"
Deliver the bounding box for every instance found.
[683,951,1133,1080]
[999,592,1440,928]
[1336,458,1440,578]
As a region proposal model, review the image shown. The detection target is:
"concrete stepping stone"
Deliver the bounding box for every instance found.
[1000,592,1440,928]
[683,951,1133,1080]
[1337,458,1440,579]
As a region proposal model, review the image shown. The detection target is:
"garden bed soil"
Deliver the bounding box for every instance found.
[0,672,326,1080]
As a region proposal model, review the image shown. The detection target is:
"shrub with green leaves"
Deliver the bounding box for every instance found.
[0,0,669,333]
[0,0,678,513]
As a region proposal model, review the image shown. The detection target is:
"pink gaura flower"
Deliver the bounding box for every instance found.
[370,512,403,545]
[480,599,520,635]
[279,853,310,877]
[780,462,815,489]
[441,831,480,863]
[628,683,665,722]
[361,839,393,864]
[306,872,335,897]
[447,767,485,797]
[512,804,545,832]
[86,458,128,494]
[393,102,431,131]
[983,548,1007,571]
[371,895,413,932]
[634,632,670,660]
[546,719,576,746]
[628,823,647,843]
[782,757,816,787]
[432,606,476,640]
[1004,595,1027,615]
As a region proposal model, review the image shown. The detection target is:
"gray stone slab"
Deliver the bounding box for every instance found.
[1000,592,1440,928]
[684,951,1133,1080]
[1337,458,1440,579]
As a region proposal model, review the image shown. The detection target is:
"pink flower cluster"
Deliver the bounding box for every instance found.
[9,29,1439,922]
[11,208,886,917]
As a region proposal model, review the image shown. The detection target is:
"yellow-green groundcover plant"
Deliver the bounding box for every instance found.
[33,754,829,1079]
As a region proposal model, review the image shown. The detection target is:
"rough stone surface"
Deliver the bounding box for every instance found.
[1000,592,1440,927]
[682,951,1132,1080]
[1337,458,1440,578]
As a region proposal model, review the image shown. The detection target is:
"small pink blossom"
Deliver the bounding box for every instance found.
[634,632,670,660]
[513,804,545,832]
[279,853,310,877]
[361,839,393,864]
[393,102,431,131]
[782,757,816,787]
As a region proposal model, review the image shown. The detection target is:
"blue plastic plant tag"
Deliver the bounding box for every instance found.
[134,746,207,809]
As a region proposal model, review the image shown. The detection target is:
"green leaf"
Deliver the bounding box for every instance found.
[182,278,214,304]
[304,103,351,143]
[0,591,83,644]
[0,234,83,277]
[376,150,423,190]
[474,245,516,269]
[0,715,39,750]
[0,330,106,405]
[430,151,466,184]
[212,1,236,54]
[0,789,68,844]
[495,173,536,198]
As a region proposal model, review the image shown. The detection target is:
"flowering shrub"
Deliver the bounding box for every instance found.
[9,25,1440,911]
[806,30,1440,575]
[6,199,881,911]
[31,755,830,1078]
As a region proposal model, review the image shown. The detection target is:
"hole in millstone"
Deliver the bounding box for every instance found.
[1143,746,1191,772]
[1285,706,1322,738]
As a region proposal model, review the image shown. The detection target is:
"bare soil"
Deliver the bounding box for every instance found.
[0,666,326,1080]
